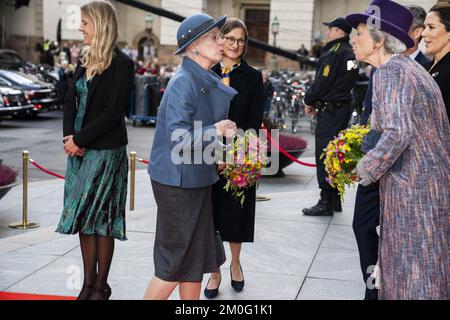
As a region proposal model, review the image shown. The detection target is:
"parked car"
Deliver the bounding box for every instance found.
[0,49,59,85]
[0,70,59,115]
[0,85,34,119]
[0,49,26,70]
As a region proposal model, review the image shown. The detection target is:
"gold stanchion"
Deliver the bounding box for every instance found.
[9,150,40,229]
[130,151,136,211]
[255,181,271,202]
[256,195,271,202]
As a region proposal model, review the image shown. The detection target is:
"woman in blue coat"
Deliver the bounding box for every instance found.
[143,13,238,300]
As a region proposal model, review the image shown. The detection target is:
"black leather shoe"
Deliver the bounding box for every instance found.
[302,203,333,216]
[204,277,221,299]
[302,190,333,216]
[230,265,244,292]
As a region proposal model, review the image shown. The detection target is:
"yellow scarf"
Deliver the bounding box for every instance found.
[220,61,241,86]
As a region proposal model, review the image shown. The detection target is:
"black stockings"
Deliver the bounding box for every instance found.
[77,233,115,300]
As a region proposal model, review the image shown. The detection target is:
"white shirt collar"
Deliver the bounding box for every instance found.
[409,48,421,60]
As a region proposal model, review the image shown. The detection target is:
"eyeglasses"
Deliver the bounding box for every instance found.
[200,32,223,42]
[222,36,246,47]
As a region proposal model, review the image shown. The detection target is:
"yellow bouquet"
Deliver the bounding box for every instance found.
[322,125,370,199]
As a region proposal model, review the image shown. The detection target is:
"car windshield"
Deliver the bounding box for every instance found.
[0,52,22,63]
[0,71,35,84]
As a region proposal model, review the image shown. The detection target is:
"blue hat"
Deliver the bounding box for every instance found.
[174,13,227,55]
[345,0,414,48]
[323,17,352,35]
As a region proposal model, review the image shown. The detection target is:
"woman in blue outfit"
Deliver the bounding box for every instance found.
[144,13,238,300]
[56,0,134,300]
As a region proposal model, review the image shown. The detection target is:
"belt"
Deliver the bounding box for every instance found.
[314,100,350,112]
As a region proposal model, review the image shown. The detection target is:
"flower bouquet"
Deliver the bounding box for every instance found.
[322,124,370,200]
[220,130,269,206]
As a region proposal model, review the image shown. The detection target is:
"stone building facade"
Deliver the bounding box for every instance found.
[0,0,441,69]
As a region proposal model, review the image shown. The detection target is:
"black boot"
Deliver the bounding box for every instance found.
[331,189,342,212]
[302,189,333,216]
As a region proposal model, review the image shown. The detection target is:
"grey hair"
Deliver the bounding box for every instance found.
[367,26,407,54]
[405,5,427,29]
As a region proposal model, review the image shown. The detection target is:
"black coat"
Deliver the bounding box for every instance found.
[63,48,134,149]
[304,36,359,106]
[415,51,432,70]
[211,59,264,242]
[429,51,450,121]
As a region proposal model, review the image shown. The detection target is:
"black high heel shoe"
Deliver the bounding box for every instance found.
[204,277,221,299]
[90,284,112,300]
[230,265,244,292]
[77,285,95,300]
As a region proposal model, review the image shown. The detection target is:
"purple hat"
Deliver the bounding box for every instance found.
[345,0,414,48]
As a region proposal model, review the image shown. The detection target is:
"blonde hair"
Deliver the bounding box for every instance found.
[80,0,118,76]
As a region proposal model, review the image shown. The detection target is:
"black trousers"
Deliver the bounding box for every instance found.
[352,183,380,300]
[315,103,352,190]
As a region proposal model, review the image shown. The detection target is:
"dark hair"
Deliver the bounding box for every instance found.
[430,2,450,32]
[220,18,248,58]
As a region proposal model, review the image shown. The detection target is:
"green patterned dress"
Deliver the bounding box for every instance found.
[56,75,128,240]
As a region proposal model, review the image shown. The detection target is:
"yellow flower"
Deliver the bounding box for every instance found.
[333,158,341,171]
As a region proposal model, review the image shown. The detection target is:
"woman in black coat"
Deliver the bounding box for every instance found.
[204,18,264,298]
[422,3,450,120]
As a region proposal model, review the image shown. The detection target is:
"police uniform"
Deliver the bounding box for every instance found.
[303,18,359,216]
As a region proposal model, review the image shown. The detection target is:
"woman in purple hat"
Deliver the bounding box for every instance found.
[346,0,450,300]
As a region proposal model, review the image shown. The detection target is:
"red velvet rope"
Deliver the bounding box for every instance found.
[137,158,149,165]
[29,159,66,179]
[135,130,316,168]
[262,128,317,168]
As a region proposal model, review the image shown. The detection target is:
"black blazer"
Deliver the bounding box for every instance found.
[63,48,134,149]
[429,51,450,121]
[415,51,432,70]
[212,59,264,131]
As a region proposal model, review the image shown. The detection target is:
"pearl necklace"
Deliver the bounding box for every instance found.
[385,53,400,64]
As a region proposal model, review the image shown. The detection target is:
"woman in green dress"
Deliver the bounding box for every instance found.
[56,0,134,300]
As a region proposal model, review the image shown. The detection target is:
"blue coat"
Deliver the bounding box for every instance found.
[148,57,237,188]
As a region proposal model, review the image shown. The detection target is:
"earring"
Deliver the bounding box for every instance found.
[193,48,199,55]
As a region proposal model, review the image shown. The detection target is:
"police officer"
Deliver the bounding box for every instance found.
[302,17,359,216]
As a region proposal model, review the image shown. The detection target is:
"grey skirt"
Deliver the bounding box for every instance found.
[151,180,226,282]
